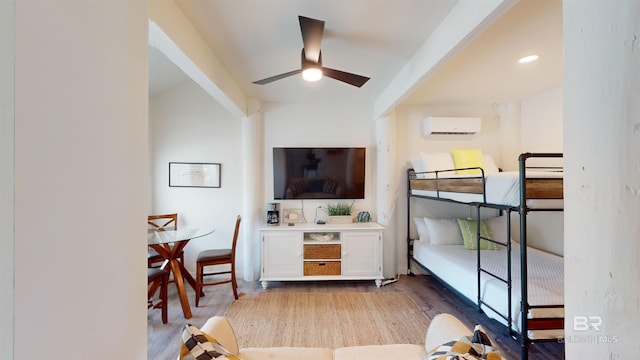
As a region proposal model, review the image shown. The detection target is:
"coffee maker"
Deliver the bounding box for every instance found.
[266,203,280,226]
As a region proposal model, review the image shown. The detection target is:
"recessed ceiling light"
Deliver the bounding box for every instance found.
[518,54,539,64]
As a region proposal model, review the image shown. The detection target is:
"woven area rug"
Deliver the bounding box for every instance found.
[223,291,430,348]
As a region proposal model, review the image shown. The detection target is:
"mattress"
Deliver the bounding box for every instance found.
[412,240,564,339]
[410,171,563,208]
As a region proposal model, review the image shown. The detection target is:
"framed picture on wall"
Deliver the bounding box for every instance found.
[169,162,221,188]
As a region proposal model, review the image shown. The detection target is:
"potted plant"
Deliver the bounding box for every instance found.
[327,201,354,224]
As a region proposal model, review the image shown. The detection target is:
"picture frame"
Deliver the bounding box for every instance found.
[169,162,221,188]
[283,209,305,223]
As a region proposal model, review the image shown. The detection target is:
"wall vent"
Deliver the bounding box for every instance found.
[422,117,481,137]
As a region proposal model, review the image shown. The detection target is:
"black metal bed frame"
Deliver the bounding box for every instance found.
[406,153,564,360]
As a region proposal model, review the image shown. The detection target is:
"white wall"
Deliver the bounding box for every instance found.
[150,81,243,274]
[521,87,563,154]
[517,87,564,255]
[12,2,148,359]
[0,0,15,356]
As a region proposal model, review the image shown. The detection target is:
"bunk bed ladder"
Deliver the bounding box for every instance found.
[475,206,515,341]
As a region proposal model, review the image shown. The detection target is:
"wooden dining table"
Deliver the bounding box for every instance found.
[148,227,214,319]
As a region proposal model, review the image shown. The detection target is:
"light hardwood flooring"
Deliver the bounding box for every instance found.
[148,275,564,360]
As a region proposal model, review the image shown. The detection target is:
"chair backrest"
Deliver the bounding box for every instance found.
[230,215,242,262]
[148,213,178,232]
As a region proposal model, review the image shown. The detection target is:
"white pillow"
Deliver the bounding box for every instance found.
[421,152,455,171]
[410,157,427,179]
[488,215,511,244]
[413,217,430,243]
[419,152,455,179]
[423,217,463,245]
[482,154,500,174]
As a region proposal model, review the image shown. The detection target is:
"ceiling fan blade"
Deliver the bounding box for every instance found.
[299,16,324,62]
[252,69,302,85]
[322,67,370,88]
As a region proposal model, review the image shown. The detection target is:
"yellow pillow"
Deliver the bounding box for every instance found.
[452,148,485,175]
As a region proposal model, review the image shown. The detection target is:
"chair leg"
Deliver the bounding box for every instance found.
[231,265,238,300]
[196,261,238,304]
[160,272,168,324]
[148,280,160,299]
[195,262,202,307]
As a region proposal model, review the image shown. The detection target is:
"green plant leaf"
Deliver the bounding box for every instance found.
[327,201,353,216]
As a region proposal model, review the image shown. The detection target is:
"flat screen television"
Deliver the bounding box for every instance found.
[273,147,366,200]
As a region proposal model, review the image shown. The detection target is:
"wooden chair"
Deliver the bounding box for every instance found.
[148,213,181,267]
[195,215,241,306]
[148,267,169,323]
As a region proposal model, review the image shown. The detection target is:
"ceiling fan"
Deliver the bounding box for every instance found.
[252,16,370,88]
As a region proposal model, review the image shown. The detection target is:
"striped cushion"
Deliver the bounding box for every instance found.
[427,325,505,360]
[180,324,236,360]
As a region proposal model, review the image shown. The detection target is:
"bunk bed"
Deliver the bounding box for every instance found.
[406,152,564,360]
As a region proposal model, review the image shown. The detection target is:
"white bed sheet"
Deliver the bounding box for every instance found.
[412,240,564,339]
[411,171,563,208]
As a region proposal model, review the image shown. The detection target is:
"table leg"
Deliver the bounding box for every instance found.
[170,240,197,291]
[168,258,192,319]
[151,241,194,319]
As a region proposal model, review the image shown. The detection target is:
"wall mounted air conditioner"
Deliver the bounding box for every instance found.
[422,117,481,137]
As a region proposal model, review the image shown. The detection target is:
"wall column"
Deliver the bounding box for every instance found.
[564,1,640,358]
[494,101,521,171]
[242,99,263,281]
[0,0,15,357]
[376,112,398,278]
[13,2,148,358]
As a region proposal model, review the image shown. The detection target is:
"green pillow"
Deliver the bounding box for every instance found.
[457,218,499,250]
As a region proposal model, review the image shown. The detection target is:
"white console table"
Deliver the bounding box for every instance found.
[260,222,384,289]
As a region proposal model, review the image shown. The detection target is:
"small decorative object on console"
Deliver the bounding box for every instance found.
[357,211,371,222]
[315,206,329,224]
[327,201,354,223]
[327,201,353,216]
[266,202,280,226]
[283,209,305,224]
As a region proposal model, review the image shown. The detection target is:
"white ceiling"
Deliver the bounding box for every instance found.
[149,0,562,108]
[404,0,563,105]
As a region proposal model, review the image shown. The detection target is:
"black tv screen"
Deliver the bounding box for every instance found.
[273,147,366,200]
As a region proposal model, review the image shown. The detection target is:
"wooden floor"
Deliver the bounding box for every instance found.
[148,275,564,360]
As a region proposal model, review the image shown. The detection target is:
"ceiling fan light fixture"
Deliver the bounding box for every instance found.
[252,17,369,87]
[302,67,323,82]
[518,54,539,64]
